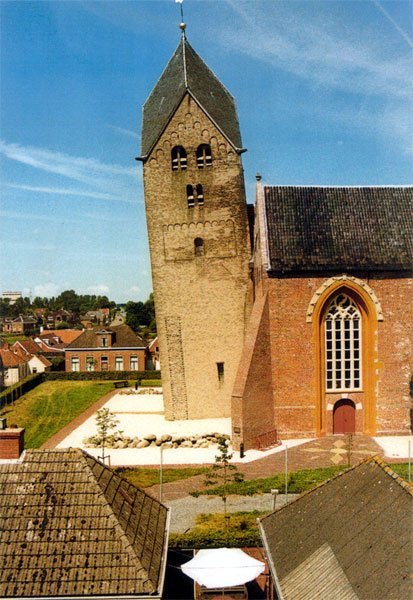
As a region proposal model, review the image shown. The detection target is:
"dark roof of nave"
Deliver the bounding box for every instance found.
[0,449,169,598]
[141,35,242,158]
[264,186,413,273]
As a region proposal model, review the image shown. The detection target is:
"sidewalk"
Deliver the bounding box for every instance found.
[167,493,299,533]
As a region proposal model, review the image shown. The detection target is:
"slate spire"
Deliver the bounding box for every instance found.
[140,34,243,158]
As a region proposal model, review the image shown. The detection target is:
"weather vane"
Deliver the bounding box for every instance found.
[175,0,186,33]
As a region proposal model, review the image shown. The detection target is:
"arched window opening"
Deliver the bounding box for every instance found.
[325,293,361,391]
[196,144,212,168]
[187,184,194,208]
[171,146,187,171]
[196,184,204,205]
[194,237,204,257]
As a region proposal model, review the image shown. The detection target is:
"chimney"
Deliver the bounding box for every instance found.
[0,420,25,459]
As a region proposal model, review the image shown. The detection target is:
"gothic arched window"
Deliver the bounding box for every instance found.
[196,144,212,168]
[194,237,204,256]
[171,146,187,171]
[325,293,361,391]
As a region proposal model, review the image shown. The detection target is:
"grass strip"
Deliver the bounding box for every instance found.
[117,466,209,489]
[0,381,113,448]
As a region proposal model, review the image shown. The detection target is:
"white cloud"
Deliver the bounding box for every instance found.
[108,125,139,139]
[224,1,411,100]
[87,284,110,295]
[130,285,141,293]
[4,183,129,203]
[32,283,61,298]
[0,141,139,194]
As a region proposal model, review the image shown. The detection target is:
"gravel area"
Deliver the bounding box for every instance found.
[167,494,299,533]
[373,435,413,458]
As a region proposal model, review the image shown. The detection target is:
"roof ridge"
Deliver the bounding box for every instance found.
[262,455,413,524]
[79,451,156,590]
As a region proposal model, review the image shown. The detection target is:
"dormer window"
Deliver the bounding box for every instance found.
[187,185,195,207]
[194,237,204,257]
[196,144,212,168]
[101,337,108,348]
[171,146,187,171]
[196,184,204,205]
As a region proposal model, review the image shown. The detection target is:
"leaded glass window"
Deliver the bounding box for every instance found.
[325,294,361,391]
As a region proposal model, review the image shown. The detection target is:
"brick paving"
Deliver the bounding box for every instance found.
[147,435,387,503]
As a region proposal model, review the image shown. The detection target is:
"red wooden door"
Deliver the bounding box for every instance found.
[333,399,356,434]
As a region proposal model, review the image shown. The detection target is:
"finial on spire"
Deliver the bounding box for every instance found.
[175,0,186,35]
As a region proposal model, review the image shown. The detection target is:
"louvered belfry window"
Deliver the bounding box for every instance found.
[171,146,187,171]
[325,294,362,391]
[196,144,212,168]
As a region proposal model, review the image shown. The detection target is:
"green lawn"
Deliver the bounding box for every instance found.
[169,511,265,548]
[0,381,113,448]
[117,466,209,489]
[192,462,411,497]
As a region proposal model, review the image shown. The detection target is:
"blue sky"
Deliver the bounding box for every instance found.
[1,0,411,303]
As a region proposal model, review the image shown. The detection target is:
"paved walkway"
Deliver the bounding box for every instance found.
[167,493,299,533]
[147,435,386,502]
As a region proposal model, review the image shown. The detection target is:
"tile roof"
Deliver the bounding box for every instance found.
[264,186,413,273]
[259,457,413,600]
[12,339,43,356]
[0,449,169,598]
[141,35,242,157]
[38,329,83,345]
[0,349,27,368]
[67,324,146,349]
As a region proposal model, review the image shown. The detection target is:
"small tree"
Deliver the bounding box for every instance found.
[204,436,244,537]
[95,408,120,464]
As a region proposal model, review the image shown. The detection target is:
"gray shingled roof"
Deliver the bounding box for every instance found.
[259,457,413,600]
[264,186,413,273]
[141,35,242,157]
[0,449,169,598]
[66,324,146,349]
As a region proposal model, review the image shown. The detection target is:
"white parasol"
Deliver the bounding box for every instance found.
[181,548,265,589]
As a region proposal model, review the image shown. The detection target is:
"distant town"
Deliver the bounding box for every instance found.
[0,289,159,388]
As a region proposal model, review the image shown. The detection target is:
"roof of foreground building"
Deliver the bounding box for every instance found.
[264,186,413,273]
[141,34,242,157]
[259,456,413,600]
[0,449,169,598]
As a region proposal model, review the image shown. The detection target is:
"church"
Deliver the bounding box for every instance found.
[138,26,412,450]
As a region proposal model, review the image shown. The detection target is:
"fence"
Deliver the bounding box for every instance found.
[0,373,45,410]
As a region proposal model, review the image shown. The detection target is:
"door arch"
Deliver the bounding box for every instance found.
[333,399,356,434]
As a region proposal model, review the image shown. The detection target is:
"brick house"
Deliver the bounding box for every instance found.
[65,324,147,372]
[0,347,30,387]
[1,315,38,335]
[11,340,52,374]
[140,31,412,446]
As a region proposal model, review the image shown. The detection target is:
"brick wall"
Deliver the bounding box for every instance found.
[65,349,146,373]
[237,273,412,444]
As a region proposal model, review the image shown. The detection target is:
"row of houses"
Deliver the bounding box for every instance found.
[0,308,117,335]
[0,325,160,388]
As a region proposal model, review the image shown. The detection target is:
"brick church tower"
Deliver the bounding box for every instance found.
[138,27,251,420]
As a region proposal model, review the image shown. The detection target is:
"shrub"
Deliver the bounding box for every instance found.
[44,370,161,381]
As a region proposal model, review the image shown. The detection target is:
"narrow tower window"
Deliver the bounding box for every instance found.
[325,293,362,391]
[171,146,187,171]
[196,144,212,168]
[196,184,204,205]
[187,184,195,207]
[194,237,204,256]
[217,362,224,385]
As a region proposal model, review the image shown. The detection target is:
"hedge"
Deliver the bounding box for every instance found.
[0,373,45,410]
[169,530,262,549]
[44,370,161,381]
